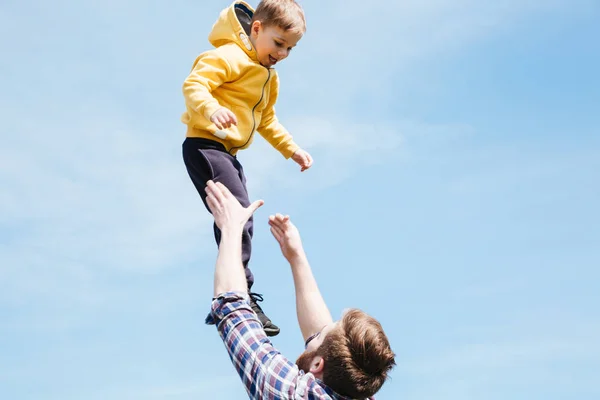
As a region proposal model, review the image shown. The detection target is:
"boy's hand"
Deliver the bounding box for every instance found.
[269,214,305,262]
[210,107,238,130]
[205,180,263,231]
[292,149,313,172]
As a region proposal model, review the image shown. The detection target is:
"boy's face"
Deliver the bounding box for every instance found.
[251,21,302,68]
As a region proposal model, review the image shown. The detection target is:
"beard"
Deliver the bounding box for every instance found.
[296,349,319,373]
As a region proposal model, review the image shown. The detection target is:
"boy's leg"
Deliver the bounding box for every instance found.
[182,140,254,287]
[229,157,282,335]
[182,138,280,336]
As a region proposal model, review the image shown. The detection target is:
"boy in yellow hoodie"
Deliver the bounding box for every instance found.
[181,0,312,336]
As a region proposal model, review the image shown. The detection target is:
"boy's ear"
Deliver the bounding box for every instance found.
[251,20,262,36]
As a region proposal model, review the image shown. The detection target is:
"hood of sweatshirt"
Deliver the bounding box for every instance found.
[208,1,259,62]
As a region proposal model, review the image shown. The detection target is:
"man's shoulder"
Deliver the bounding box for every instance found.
[208,291,251,323]
[301,373,366,400]
[297,372,341,399]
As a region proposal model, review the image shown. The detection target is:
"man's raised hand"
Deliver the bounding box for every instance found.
[205,180,263,231]
[268,214,305,262]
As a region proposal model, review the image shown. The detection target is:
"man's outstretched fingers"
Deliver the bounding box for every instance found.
[206,192,219,213]
[269,215,282,228]
[270,226,283,242]
[248,199,264,215]
[205,182,216,202]
[206,180,223,202]
[215,182,233,199]
[269,216,281,228]
[269,220,285,240]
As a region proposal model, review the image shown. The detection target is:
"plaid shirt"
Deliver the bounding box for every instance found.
[207,292,374,400]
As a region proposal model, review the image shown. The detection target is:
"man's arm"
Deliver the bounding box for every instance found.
[205,180,262,296]
[212,226,247,296]
[269,214,334,341]
[204,181,301,399]
[209,293,301,399]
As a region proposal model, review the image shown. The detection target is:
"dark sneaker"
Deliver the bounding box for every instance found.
[249,292,280,337]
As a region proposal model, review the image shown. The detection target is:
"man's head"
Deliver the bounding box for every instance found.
[249,0,306,67]
[296,309,396,399]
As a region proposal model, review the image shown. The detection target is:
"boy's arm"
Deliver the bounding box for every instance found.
[183,50,231,122]
[257,73,300,159]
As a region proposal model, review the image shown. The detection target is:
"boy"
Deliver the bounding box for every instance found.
[181,0,312,337]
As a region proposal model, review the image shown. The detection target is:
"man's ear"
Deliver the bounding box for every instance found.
[310,356,325,374]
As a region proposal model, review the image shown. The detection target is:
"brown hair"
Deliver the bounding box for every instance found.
[251,0,307,35]
[317,309,396,398]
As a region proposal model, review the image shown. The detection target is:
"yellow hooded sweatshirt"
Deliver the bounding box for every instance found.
[181,1,299,159]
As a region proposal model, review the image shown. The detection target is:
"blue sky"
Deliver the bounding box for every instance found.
[1,0,599,399]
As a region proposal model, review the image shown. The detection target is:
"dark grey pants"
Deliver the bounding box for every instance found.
[182,137,254,289]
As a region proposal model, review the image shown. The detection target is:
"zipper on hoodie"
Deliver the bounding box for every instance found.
[229,68,271,154]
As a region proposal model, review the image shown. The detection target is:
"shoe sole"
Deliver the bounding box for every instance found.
[264,325,281,337]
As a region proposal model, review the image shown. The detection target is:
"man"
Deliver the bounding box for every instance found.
[204,180,396,399]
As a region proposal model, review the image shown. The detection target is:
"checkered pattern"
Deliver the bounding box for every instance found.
[208,292,375,400]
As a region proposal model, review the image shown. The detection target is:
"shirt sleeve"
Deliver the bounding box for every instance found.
[182,49,231,121]
[257,72,300,159]
[208,292,301,399]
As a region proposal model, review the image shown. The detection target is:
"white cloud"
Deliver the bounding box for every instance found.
[243,116,471,194]
[318,0,581,61]
[396,316,600,399]
[403,338,599,376]
[77,377,245,400]
[281,0,589,101]
[0,106,215,307]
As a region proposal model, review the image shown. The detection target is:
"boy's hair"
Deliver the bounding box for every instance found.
[251,0,307,35]
[317,309,396,398]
